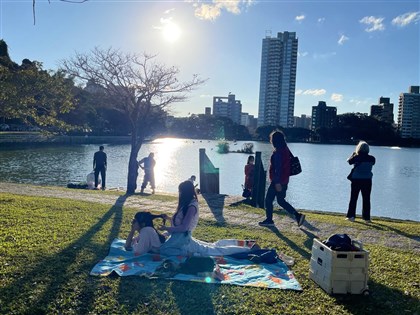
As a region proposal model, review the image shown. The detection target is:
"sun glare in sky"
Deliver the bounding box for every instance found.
[162,21,182,43]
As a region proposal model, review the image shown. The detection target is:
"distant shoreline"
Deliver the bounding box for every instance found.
[0,132,419,148]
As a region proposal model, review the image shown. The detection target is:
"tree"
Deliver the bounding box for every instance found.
[0,40,76,130]
[62,47,204,194]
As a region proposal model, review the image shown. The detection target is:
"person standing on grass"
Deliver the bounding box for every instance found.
[345,141,376,223]
[259,130,305,227]
[93,145,107,190]
[138,152,156,194]
[244,155,255,197]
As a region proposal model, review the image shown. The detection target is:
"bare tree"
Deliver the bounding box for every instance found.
[62,47,204,194]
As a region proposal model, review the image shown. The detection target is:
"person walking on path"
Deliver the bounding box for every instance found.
[345,141,376,223]
[93,145,107,190]
[259,131,305,227]
[138,152,156,194]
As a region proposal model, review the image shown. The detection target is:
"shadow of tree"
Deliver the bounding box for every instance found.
[201,193,226,225]
[0,194,128,314]
[333,279,420,314]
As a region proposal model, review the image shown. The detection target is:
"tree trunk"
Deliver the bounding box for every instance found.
[126,134,143,194]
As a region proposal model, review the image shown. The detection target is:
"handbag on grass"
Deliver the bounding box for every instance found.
[290,152,302,176]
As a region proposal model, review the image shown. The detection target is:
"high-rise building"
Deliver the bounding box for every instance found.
[213,93,242,124]
[257,31,298,128]
[294,114,311,129]
[398,86,420,139]
[370,97,394,124]
[205,107,211,115]
[311,101,337,131]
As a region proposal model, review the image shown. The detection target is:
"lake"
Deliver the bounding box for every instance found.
[0,138,419,221]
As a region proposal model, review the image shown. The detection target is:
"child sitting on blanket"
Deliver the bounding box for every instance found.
[124,212,167,255]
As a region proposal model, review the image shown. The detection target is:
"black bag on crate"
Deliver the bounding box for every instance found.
[290,152,302,176]
[323,234,357,251]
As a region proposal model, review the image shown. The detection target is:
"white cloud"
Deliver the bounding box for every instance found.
[338,34,349,45]
[295,89,303,95]
[313,52,337,60]
[359,16,385,32]
[392,11,420,27]
[303,89,327,96]
[331,93,344,102]
[199,94,212,98]
[295,15,305,22]
[318,17,325,23]
[298,51,308,57]
[164,8,175,14]
[190,0,256,21]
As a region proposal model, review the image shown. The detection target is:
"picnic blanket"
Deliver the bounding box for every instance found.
[90,239,302,290]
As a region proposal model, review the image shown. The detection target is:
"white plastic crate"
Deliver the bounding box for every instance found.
[309,238,369,295]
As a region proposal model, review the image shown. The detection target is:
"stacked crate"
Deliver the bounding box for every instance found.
[309,238,369,295]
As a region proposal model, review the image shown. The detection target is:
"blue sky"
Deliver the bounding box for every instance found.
[1,0,419,118]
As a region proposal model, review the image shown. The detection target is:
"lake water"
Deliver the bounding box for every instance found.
[0,138,419,221]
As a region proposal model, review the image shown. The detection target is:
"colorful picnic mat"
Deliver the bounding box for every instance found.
[90,238,302,290]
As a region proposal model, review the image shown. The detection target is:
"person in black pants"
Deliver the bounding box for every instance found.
[259,130,305,227]
[346,141,376,223]
[93,145,107,190]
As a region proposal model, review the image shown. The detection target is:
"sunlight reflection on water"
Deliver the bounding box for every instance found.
[0,139,419,221]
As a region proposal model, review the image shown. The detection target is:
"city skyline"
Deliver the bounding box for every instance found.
[1,0,419,118]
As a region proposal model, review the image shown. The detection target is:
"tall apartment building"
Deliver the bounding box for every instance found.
[311,101,337,131]
[370,97,394,124]
[213,93,242,124]
[398,86,420,139]
[257,31,298,128]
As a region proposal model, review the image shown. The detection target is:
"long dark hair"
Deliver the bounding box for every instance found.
[270,130,287,149]
[173,181,197,224]
[134,211,166,243]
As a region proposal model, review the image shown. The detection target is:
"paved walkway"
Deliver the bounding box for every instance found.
[0,182,418,252]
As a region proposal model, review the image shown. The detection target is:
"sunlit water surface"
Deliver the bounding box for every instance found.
[0,138,419,221]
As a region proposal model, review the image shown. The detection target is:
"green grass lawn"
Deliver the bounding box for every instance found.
[0,193,418,314]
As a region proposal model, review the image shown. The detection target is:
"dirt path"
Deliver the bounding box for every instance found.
[0,182,418,252]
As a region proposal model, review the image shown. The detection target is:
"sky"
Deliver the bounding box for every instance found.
[1,0,419,118]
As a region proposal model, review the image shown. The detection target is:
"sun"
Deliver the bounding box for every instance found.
[162,21,182,43]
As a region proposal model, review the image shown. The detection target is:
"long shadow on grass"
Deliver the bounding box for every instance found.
[201,193,226,224]
[369,221,420,242]
[264,225,312,260]
[0,194,127,314]
[333,279,419,314]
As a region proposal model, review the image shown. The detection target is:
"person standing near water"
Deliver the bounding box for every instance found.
[345,141,376,223]
[138,152,156,194]
[259,130,305,227]
[93,145,107,190]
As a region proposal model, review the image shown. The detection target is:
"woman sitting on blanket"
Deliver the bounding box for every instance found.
[158,180,258,257]
[124,212,167,255]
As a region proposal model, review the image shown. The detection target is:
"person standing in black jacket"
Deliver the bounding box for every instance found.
[93,145,107,190]
[346,141,376,223]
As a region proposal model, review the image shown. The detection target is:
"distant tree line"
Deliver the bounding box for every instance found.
[1,39,418,147]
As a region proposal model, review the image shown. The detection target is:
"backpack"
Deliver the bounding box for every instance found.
[178,256,216,275]
[323,234,355,251]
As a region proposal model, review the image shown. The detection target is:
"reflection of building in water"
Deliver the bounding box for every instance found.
[311,101,337,131]
[370,97,394,124]
[213,93,242,124]
[398,86,420,139]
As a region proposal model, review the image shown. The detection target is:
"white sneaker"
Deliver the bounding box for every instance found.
[345,217,355,222]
